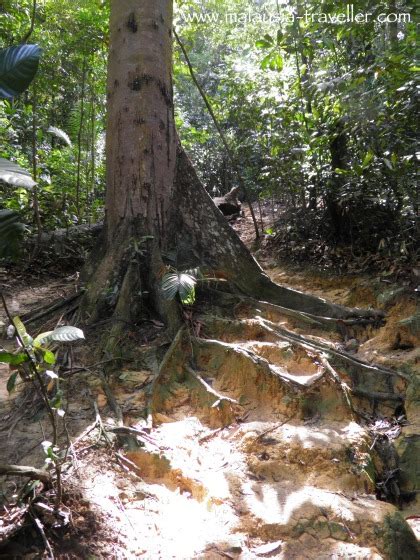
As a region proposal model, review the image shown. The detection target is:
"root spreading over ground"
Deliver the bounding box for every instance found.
[0,233,419,559]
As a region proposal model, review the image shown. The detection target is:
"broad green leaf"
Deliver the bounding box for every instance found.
[269,53,283,71]
[261,52,283,72]
[0,158,36,188]
[35,326,84,345]
[47,126,72,147]
[261,53,273,70]
[33,331,53,347]
[7,371,18,393]
[181,286,196,305]
[0,44,41,99]
[0,351,28,365]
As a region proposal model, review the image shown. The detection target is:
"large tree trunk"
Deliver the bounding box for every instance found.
[81,0,380,337]
[82,0,178,329]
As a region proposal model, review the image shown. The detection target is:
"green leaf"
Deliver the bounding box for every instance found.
[0,351,28,365]
[269,53,283,71]
[7,371,18,394]
[46,126,72,147]
[181,285,196,305]
[41,349,56,365]
[362,150,374,168]
[50,326,84,342]
[161,272,197,302]
[261,52,283,72]
[261,53,273,70]
[12,316,33,347]
[0,158,36,188]
[0,44,41,99]
[255,39,272,49]
[33,331,53,347]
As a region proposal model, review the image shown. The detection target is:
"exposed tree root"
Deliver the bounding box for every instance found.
[199,286,384,334]
[149,304,406,429]
[185,365,238,406]
[21,292,82,325]
[0,464,51,483]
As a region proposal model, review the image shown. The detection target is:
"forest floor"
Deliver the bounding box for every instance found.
[0,204,419,559]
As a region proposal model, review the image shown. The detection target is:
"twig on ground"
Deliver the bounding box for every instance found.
[114,452,144,480]
[255,412,298,442]
[106,425,159,447]
[30,512,55,559]
[198,427,225,443]
[21,292,82,325]
[92,399,113,446]
[96,371,124,425]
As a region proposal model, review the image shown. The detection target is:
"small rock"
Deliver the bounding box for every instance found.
[329,521,349,541]
[345,338,359,352]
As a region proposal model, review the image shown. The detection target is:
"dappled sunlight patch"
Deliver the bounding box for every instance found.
[79,453,239,559]
[241,481,394,530]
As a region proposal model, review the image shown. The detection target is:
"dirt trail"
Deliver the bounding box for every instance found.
[0,210,418,559]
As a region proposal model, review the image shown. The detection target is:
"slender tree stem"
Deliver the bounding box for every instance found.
[31,83,42,248]
[76,58,87,218]
[20,0,37,44]
[0,293,62,506]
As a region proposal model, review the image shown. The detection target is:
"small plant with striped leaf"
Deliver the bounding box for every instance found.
[160,267,202,305]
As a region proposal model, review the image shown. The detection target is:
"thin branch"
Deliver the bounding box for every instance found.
[30,512,55,560]
[20,0,37,44]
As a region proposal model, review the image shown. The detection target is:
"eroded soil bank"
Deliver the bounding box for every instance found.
[0,214,418,559]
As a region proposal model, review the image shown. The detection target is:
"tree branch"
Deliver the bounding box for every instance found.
[20,0,37,44]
